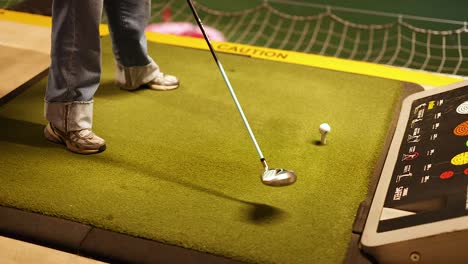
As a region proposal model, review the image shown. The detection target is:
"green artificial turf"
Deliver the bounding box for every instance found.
[0,37,402,263]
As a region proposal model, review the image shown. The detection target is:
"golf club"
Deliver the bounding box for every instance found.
[186,0,297,187]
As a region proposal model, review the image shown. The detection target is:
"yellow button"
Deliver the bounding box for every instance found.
[451,152,468,165]
[428,101,435,110]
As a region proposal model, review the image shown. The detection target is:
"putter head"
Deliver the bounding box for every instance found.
[261,168,297,187]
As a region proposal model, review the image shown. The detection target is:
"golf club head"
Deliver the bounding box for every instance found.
[261,168,297,187]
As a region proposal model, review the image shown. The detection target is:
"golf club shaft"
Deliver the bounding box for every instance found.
[187,0,266,163]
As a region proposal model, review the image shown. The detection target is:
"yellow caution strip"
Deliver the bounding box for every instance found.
[1,9,462,86]
[146,32,462,87]
[0,9,51,27]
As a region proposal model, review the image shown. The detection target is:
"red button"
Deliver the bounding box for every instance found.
[464,168,468,175]
[454,121,468,136]
[440,171,454,179]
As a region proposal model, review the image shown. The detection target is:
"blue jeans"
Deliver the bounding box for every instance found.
[45,0,160,132]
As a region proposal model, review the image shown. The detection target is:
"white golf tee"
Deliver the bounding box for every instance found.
[319,123,331,145]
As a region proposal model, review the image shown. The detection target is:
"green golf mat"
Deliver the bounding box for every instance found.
[0,37,403,264]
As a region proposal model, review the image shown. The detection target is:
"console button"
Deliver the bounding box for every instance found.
[440,171,454,180]
[456,101,468,114]
[454,121,468,136]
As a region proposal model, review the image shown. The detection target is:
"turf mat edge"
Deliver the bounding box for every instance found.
[1,37,411,264]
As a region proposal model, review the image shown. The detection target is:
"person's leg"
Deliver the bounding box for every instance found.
[104,0,179,91]
[44,0,106,154]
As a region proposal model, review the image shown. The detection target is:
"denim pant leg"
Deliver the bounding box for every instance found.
[104,0,160,90]
[45,0,103,132]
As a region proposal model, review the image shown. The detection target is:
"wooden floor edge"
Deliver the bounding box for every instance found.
[0,9,463,87]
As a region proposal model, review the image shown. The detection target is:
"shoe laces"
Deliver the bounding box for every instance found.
[77,129,93,138]
[154,71,165,79]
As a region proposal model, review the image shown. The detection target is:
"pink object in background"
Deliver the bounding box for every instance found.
[147,6,225,41]
[146,22,226,41]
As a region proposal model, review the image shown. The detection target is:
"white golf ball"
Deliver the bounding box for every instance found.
[319,123,331,133]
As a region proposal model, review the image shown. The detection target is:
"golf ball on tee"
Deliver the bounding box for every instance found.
[319,123,331,144]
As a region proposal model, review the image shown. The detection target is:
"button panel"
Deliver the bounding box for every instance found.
[378,85,468,232]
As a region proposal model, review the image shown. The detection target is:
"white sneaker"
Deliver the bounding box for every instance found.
[147,72,179,90]
[44,123,106,154]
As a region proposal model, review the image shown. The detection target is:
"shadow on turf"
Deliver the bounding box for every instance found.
[0,117,59,148]
[94,80,158,98]
[162,180,288,225]
[243,202,287,225]
[94,155,288,225]
[0,114,289,225]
